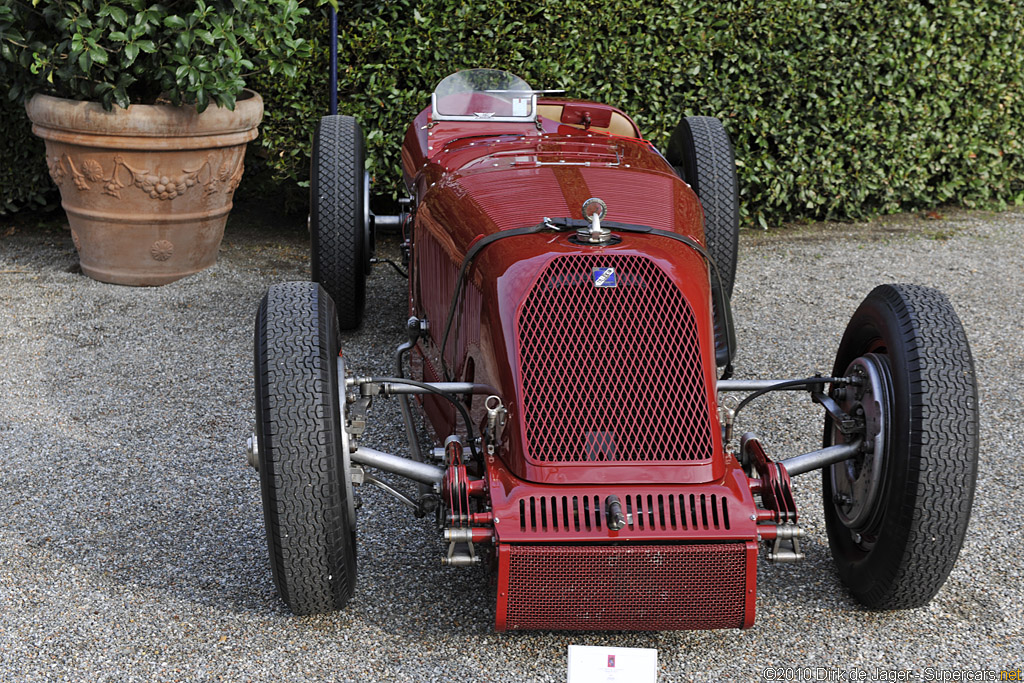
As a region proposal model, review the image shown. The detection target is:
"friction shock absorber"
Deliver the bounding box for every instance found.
[441,434,492,566]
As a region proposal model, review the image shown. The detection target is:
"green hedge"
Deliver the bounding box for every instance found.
[0,96,50,215]
[9,0,1024,226]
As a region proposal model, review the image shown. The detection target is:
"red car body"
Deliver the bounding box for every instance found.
[401,95,758,631]
[257,69,976,633]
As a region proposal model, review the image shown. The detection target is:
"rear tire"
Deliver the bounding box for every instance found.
[823,284,978,609]
[666,116,740,299]
[254,281,357,614]
[311,115,369,330]
[667,116,740,367]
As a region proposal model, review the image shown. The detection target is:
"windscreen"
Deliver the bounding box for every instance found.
[432,69,536,121]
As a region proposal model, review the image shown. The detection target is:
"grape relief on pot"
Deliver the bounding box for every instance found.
[46,154,245,200]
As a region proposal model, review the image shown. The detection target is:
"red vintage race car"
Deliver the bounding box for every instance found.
[248,69,979,631]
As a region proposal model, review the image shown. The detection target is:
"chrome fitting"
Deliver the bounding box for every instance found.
[605,495,626,531]
[443,528,493,544]
[246,433,259,470]
[767,549,806,563]
[484,395,507,453]
[441,554,481,567]
[578,197,611,244]
[766,523,806,563]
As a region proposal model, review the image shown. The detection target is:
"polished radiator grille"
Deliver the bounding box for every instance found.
[503,543,747,630]
[517,254,713,463]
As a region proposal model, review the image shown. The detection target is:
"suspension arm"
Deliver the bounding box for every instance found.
[780,441,863,477]
[350,447,445,485]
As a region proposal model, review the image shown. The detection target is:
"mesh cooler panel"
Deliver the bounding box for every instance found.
[504,543,747,630]
[517,254,713,463]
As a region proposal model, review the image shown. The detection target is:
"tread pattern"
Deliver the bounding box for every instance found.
[311,115,366,330]
[667,116,740,299]
[681,116,740,300]
[666,116,740,366]
[255,281,356,614]
[825,283,979,609]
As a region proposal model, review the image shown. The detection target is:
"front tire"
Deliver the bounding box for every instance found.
[254,281,357,614]
[823,284,978,609]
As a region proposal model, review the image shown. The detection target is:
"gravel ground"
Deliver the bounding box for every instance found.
[1,205,1021,682]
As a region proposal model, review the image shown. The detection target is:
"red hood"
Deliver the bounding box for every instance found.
[417,132,705,249]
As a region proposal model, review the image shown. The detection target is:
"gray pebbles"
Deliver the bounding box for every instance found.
[1,206,1021,681]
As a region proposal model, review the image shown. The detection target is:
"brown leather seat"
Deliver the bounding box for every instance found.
[537,103,640,138]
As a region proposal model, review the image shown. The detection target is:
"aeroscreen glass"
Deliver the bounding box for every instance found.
[432,69,535,121]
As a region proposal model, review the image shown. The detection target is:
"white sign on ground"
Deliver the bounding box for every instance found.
[567,645,658,683]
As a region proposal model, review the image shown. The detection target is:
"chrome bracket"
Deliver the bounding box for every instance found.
[352,464,431,517]
[767,523,805,563]
[812,391,864,436]
[484,395,507,455]
[442,538,479,567]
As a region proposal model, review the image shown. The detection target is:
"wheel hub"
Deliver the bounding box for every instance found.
[829,353,892,531]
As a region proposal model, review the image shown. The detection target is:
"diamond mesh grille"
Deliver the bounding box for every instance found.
[517,254,713,463]
[505,543,747,630]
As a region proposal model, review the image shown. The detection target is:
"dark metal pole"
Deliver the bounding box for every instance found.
[329,8,338,115]
[378,382,500,396]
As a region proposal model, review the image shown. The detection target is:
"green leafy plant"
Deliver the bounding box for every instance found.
[245,0,1023,227]
[0,0,313,112]
[5,0,1024,225]
[0,93,48,215]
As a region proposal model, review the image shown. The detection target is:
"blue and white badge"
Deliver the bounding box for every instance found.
[592,266,617,288]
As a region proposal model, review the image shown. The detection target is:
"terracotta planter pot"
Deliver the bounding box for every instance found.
[26,91,263,285]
